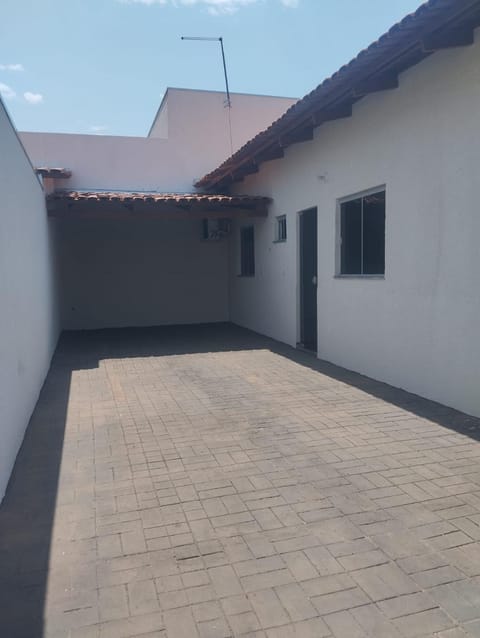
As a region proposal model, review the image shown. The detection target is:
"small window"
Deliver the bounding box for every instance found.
[340,190,385,275]
[240,226,255,276]
[275,215,287,242]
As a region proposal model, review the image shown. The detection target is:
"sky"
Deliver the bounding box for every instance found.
[1,0,422,137]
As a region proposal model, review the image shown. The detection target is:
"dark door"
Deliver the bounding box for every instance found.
[299,208,318,352]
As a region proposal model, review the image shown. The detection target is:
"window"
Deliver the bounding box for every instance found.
[201,218,231,241]
[339,189,385,275]
[240,226,255,276]
[275,215,287,242]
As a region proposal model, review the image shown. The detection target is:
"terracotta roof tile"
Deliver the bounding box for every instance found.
[47,190,270,205]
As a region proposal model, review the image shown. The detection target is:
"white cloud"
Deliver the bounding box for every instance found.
[0,63,24,72]
[119,0,299,14]
[0,82,16,100]
[24,91,43,104]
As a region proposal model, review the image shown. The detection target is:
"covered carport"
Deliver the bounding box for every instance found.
[46,189,269,331]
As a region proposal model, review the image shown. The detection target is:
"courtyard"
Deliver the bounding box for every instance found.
[1,323,480,638]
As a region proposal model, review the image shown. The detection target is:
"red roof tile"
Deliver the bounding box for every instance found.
[46,190,271,217]
[47,190,269,205]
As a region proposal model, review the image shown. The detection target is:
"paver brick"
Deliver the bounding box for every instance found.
[249,589,290,628]
[393,608,454,636]
[234,555,286,578]
[304,545,343,575]
[377,591,438,619]
[311,586,370,615]
[281,551,319,581]
[350,562,419,601]
[227,611,261,635]
[197,617,232,638]
[127,579,160,616]
[163,608,199,638]
[275,583,317,622]
[429,580,480,622]
[186,584,217,604]
[2,325,480,638]
[412,565,465,588]
[301,573,356,597]
[324,610,368,637]
[209,565,243,597]
[265,618,330,637]
[350,604,402,637]
[192,601,223,622]
[337,548,388,571]
[98,585,129,622]
[241,568,294,593]
[221,594,252,616]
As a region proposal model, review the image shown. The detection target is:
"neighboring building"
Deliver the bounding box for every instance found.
[20,89,295,332]
[1,0,480,501]
[21,88,297,193]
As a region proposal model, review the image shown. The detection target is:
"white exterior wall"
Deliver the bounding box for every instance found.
[149,89,297,182]
[58,217,229,330]
[229,30,480,418]
[0,101,59,501]
[21,89,296,194]
[20,132,194,193]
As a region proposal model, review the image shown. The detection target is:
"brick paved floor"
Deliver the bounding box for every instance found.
[1,324,480,638]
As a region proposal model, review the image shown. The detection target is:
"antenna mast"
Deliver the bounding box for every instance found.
[181,36,231,108]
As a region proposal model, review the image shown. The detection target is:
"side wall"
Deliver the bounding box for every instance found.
[20,132,193,193]
[21,91,296,195]
[153,89,297,181]
[0,101,59,501]
[58,217,229,330]
[229,30,480,417]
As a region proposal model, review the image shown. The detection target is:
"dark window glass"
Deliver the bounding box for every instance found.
[277,216,287,241]
[340,191,385,275]
[363,192,385,274]
[240,226,255,276]
[340,198,362,274]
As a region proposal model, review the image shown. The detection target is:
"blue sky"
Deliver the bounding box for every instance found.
[1,0,422,136]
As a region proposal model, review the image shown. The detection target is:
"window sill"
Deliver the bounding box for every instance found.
[273,239,287,244]
[237,274,255,278]
[335,274,385,280]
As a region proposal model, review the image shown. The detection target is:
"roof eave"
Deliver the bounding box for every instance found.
[196,0,480,191]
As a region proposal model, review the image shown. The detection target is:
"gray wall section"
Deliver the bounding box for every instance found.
[57,217,229,330]
[0,100,59,501]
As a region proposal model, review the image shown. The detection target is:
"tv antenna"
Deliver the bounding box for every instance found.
[181,36,233,153]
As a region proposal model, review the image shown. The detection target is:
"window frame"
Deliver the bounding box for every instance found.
[274,215,287,243]
[239,225,255,277]
[336,186,386,279]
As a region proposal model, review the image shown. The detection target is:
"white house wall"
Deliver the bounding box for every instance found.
[150,89,297,181]
[0,100,59,501]
[20,132,195,193]
[229,29,480,418]
[20,89,296,195]
[57,217,229,330]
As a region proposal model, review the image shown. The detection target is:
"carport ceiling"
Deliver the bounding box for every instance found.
[46,190,271,218]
